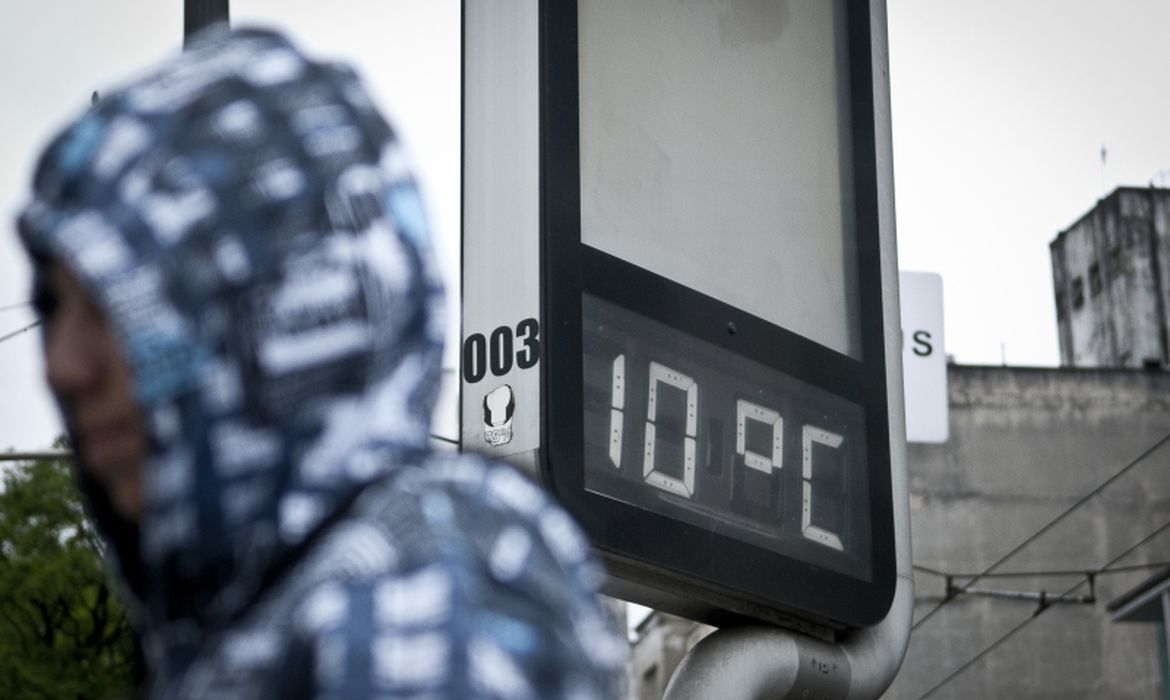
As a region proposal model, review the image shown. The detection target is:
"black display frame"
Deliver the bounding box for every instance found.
[539,0,896,629]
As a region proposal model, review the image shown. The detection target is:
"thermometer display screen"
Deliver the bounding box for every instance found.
[582,293,872,581]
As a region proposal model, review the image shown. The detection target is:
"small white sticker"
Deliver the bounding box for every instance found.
[483,384,515,446]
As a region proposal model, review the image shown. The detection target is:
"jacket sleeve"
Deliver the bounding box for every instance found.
[289,462,627,699]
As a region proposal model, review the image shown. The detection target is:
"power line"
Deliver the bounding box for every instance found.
[912,428,1170,631]
[0,319,43,345]
[915,586,1095,608]
[0,301,31,313]
[919,517,1170,699]
[1,436,462,462]
[914,561,1170,580]
[914,562,1170,609]
[0,451,72,463]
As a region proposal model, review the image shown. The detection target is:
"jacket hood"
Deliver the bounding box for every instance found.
[17,28,445,629]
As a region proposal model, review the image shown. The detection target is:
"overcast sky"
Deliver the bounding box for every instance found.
[2,1,1169,452]
[0,1,460,451]
[888,0,1170,366]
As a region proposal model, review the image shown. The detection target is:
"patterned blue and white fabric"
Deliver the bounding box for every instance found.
[18,28,624,699]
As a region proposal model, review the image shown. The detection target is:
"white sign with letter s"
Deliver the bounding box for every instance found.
[900,271,948,443]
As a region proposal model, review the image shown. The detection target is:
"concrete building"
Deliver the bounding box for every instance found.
[890,365,1170,698]
[625,613,714,700]
[1051,187,1170,368]
[1107,565,1170,695]
[625,365,1170,699]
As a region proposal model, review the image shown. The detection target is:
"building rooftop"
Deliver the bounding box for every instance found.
[1107,566,1170,622]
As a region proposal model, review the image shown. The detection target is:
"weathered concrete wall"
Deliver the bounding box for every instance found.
[889,365,1170,699]
[1051,187,1170,368]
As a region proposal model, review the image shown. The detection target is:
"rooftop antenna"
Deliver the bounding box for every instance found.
[1100,143,1108,197]
[184,0,229,47]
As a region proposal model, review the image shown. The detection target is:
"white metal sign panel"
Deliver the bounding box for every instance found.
[899,271,947,443]
[461,0,542,458]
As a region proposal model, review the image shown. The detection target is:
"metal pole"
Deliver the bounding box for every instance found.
[664,627,852,699]
[1162,591,1170,700]
[0,451,73,462]
[184,0,230,46]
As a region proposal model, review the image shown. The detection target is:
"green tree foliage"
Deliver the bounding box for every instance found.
[0,449,137,699]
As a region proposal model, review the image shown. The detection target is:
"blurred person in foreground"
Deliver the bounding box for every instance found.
[17,28,624,699]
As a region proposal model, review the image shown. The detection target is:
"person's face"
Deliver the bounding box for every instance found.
[43,263,146,521]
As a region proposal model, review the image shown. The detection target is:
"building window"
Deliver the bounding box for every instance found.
[1110,246,1124,277]
[1089,262,1102,296]
[1072,277,1085,310]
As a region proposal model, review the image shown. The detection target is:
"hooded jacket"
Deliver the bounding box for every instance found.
[18,28,624,699]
